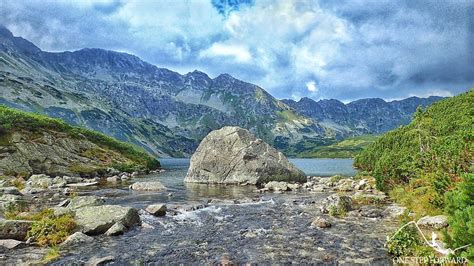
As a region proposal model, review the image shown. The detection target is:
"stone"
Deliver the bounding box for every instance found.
[145,204,167,216]
[61,232,94,246]
[63,176,84,184]
[0,239,24,249]
[185,126,306,185]
[68,196,105,209]
[354,179,370,190]
[0,187,22,195]
[0,220,32,240]
[417,215,449,229]
[0,194,22,210]
[311,217,332,228]
[131,171,139,177]
[120,174,130,180]
[75,205,140,235]
[26,174,52,188]
[264,181,290,191]
[87,256,115,266]
[57,199,71,207]
[106,176,119,183]
[105,222,126,236]
[130,181,166,191]
[335,179,354,191]
[320,195,353,215]
[66,182,99,187]
[382,205,407,218]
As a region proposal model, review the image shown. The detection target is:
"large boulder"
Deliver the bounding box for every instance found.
[74,205,140,235]
[130,181,166,191]
[184,127,306,185]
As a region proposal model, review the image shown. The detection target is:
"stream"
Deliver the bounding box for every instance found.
[8,158,397,264]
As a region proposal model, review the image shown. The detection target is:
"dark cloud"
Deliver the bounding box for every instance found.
[0,0,471,101]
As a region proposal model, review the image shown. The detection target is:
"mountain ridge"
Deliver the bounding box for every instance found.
[0,26,445,157]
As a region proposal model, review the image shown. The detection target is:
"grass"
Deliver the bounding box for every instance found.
[0,105,159,173]
[298,135,378,158]
[26,209,76,247]
[42,246,61,263]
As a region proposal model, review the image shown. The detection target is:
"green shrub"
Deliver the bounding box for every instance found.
[27,209,76,247]
[42,246,61,263]
[385,224,424,257]
[443,173,474,261]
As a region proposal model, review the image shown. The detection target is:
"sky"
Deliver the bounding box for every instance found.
[0,0,473,102]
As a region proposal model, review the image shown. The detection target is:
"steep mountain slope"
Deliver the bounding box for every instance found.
[282,96,443,135]
[0,105,159,177]
[0,26,445,157]
[0,26,326,157]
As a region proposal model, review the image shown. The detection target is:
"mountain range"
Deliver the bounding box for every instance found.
[0,26,443,157]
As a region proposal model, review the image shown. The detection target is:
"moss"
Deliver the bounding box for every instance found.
[68,164,107,177]
[328,205,347,217]
[42,246,61,263]
[27,209,76,247]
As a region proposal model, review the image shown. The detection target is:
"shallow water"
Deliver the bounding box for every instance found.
[7,158,397,264]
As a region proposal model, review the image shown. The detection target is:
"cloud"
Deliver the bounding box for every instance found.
[199,42,251,62]
[306,81,318,92]
[0,0,471,101]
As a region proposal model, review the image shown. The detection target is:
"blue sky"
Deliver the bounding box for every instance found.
[0,0,472,102]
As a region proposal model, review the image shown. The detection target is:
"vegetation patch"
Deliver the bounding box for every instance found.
[0,105,160,173]
[26,209,76,247]
[355,90,473,260]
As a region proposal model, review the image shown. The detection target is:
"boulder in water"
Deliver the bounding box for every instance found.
[74,205,140,235]
[184,126,306,185]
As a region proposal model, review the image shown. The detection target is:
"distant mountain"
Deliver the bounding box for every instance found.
[282,96,443,135]
[0,26,328,157]
[0,26,445,157]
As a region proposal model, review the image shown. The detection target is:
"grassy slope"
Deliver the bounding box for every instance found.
[354,90,474,259]
[289,135,378,158]
[0,105,160,172]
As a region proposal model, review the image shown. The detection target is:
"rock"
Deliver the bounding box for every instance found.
[61,232,94,246]
[382,205,407,218]
[320,195,353,215]
[0,239,24,249]
[120,174,130,181]
[0,194,22,210]
[0,187,22,195]
[0,220,32,240]
[75,205,140,235]
[105,222,126,236]
[63,176,84,184]
[131,171,139,177]
[351,206,384,218]
[68,196,105,209]
[130,181,166,191]
[287,183,301,191]
[57,199,71,207]
[354,179,370,190]
[106,176,119,183]
[87,255,115,266]
[335,179,354,191]
[311,217,332,228]
[351,192,387,204]
[26,174,52,188]
[184,126,306,185]
[264,181,290,191]
[145,204,167,216]
[417,215,448,229]
[66,182,99,187]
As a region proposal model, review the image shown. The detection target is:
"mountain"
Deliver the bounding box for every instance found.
[0,26,443,157]
[282,95,443,135]
[0,105,159,177]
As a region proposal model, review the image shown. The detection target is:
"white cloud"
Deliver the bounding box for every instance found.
[306,81,318,92]
[199,42,251,62]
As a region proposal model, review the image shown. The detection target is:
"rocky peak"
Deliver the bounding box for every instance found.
[0,26,13,39]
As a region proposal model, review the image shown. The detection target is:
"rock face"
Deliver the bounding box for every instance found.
[0,220,32,240]
[74,205,140,235]
[185,127,306,185]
